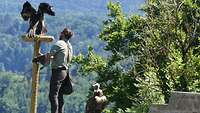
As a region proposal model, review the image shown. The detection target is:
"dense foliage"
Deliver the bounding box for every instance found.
[74,0,200,112]
[2,0,200,113]
[0,0,145,113]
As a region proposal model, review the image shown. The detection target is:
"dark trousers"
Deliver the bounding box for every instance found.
[49,68,67,113]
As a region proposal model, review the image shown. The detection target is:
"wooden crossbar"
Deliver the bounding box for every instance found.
[21,35,54,42]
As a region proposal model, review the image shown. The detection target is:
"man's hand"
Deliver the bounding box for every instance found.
[46,53,54,59]
[32,54,50,66]
[32,55,44,64]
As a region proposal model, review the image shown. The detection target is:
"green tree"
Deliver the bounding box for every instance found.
[138,0,200,101]
[74,3,142,108]
[74,0,200,112]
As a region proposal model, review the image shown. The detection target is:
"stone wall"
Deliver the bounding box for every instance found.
[148,91,200,113]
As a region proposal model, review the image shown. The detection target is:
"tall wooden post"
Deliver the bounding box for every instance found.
[21,35,54,113]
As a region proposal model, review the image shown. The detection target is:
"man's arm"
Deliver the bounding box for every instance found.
[32,44,60,65]
[49,44,60,57]
[32,54,50,66]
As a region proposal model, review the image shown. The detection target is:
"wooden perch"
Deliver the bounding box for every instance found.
[21,34,54,42]
[21,34,54,113]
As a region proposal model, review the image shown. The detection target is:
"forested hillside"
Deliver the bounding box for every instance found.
[2,0,200,113]
[0,0,145,72]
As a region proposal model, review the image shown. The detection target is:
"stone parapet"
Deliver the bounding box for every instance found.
[148,91,200,113]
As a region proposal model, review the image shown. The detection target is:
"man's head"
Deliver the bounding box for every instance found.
[38,3,55,16]
[21,1,36,21]
[59,28,73,40]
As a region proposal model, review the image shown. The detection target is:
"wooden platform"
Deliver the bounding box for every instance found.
[21,35,54,42]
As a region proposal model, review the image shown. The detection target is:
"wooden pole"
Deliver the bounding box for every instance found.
[31,40,40,113]
[21,35,54,113]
